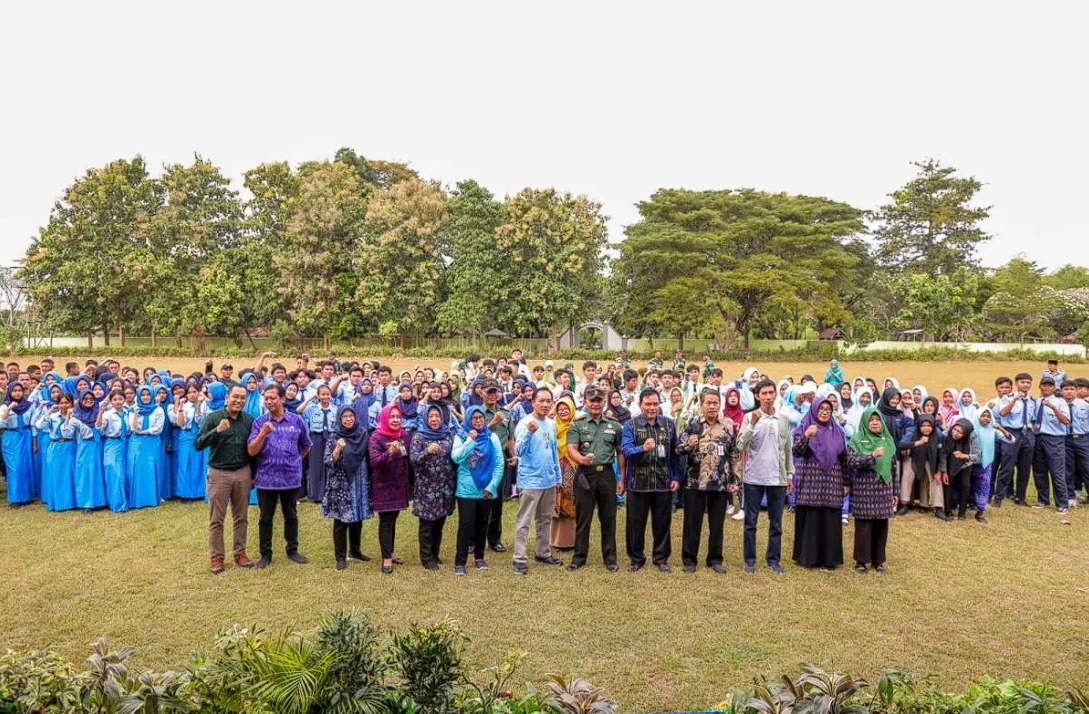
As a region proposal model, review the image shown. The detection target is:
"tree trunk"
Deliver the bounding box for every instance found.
[323,332,331,351]
[87,332,94,350]
[244,328,257,351]
[175,333,183,349]
[119,324,127,348]
[677,332,685,351]
[150,321,157,348]
[102,322,111,347]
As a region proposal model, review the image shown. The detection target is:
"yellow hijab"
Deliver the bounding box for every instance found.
[555,396,577,468]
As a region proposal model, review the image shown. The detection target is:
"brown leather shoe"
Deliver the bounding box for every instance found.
[210,557,225,575]
[234,554,255,569]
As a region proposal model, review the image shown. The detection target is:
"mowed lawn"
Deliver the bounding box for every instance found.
[1,489,1087,711]
[3,357,1088,710]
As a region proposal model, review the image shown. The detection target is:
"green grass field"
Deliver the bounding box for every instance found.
[1,488,1087,711]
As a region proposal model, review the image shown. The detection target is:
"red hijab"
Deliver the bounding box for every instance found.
[723,387,745,426]
[375,404,404,439]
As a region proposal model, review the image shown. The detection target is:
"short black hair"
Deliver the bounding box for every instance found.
[710,368,723,378]
[532,386,553,401]
[1060,380,1076,389]
[754,378,777,396]
[995,376,1012,388]
[638,388,660,404]
[1048,359,1059,366]
[622,369,639,382]
[1015,372,1033,382]
[263,383,286,398]
[1075,378,1089,388]
[377,365,391,375]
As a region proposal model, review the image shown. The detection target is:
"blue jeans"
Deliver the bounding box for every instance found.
[743,483,786,567]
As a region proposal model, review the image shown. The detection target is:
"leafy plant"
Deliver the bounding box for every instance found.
[83,636,135,714]
[118,671,189,714]
[0,647,84,713]
[543,675,618,714]
[390,620,466,714]
[312,610,390,714]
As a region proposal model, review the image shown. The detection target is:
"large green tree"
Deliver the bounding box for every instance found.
[871,159,991,274]
[355,177,450,343]
[494,189,609,341]
[435,180,507,338]
[610,189,865,349]
[19,156,162,346]
[894,267,983,341]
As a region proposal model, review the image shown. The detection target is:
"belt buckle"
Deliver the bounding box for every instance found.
[595,465,603,472]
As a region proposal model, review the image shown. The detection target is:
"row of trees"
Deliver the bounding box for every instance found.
[17,149,607,349]
[607,160,1089,348]
[15,154,1088,351]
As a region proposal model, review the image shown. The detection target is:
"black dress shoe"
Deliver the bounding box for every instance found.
[381,565,393,575]
[894,505,908,517]
[255,556,271,570]
[287,553,310,564]
[710,563,727,575]
[566,562,585,572]
[512,563,529,575]
[335,559,346,572]
[628,562,644,572]
[348,552,371,562]
[391,557,405,565]
[934,508,948,522]
[534,555,563,566]
[606,563,620,572]
[489,543,507,553]
[656,563,672,573]
[423,561,440,571]
[682,564,696,573]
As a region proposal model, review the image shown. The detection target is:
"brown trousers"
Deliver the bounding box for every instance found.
[208,465,253,560]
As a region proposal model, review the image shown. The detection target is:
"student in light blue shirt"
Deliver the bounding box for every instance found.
[1063,379,1089,505]
[994,373,1037,506]
[1032,376,1070,511]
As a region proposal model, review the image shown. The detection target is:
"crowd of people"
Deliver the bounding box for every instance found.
[1,350,1085,577]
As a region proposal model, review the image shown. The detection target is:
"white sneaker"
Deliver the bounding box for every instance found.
[726,505,736,515]
[841,515,849,525]
[731,510,745,521]
[1069,499,1077,509]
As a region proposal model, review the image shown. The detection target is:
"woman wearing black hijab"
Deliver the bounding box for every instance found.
[937,418,979,521]
[322,406,373,571]
[898,413,944,519]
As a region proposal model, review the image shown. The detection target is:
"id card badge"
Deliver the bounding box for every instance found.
[717,444,725,457]
[656,444,666,458]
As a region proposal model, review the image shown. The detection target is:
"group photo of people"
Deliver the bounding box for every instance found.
[1,350,1085,578]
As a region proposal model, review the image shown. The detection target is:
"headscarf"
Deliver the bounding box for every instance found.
[375,404,404,440]
[4,383,32,416]
[723,387,745,426]
[920,396,941,428]
[774,379,792,411]
[239,372,263,418]
[204,382,227,411]
[333,406,368,474]
[911,385,929,405]
[416,404,452,441]
[959,388,979,425]
[938,387,961,428]
[283,383,303,413]
[796,397,847,472]
[838,383,854,411]
[606,389,631,423]
[72,389,99,427]
[824,359,844,386]
[973,407,997,469]
[354,378,376,416]
[942,418,976,480]
[135,385,159,430]
[909,414,941,479]
[882,377,901,392]
[845,386,874,432]
[459,405,495,490]
[43,371,63,387]
[62,375,91,397]
[876,386,903,436]
[554,396,577,468]
[849,406,896,484]
[397,385,419,421]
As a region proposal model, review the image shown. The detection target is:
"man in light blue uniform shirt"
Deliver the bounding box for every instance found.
[994,374,1037,507]
[1032,376,1070,512]
[511,386,563,575]
[1061,379,1089,508]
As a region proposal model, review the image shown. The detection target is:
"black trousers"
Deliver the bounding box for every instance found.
[944,469,972,518]
[571,470,618,567]
[995,428,1034,502]
[332,519,362,561]
[377,511,399,560]
[486,461,515,547]
[1066,435,1089,499]
[418,516,446,565]
[456,497,491,566]
[1034,434,1068,506]
[257,488,299,559]
[625,490,672,566]
[681,490,728,567]
[853,518,888,567]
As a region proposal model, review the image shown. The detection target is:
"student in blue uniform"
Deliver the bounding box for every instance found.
[239,372,265,419]
[97,389,129,512]
[32,382,63,505]
[172,383,208,501]
[71,389,107,513]
[298,384,336,503]
[127,385,165,509]
[0,382,36,507]
[35,392,89,512]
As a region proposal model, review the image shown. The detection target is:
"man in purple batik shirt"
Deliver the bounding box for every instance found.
[248,383,313,569]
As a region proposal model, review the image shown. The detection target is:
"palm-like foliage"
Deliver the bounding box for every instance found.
[544,674,618,714]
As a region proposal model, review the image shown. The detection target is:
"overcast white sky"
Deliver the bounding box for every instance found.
[2,2,1085,269]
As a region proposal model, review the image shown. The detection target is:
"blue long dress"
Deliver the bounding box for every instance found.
[36,413,88,512]
[173,402,207,499]
[126,402,164,509]
[74,422,107,510]
[100,408,128,512]
[159,404,174,501]
[1,409,35,505]
[33,403,53,505]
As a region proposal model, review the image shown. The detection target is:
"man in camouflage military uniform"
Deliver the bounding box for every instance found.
[565,387,625,572]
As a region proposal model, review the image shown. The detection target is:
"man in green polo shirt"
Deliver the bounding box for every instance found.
[482,380,516,553]
[565,386,625,572]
